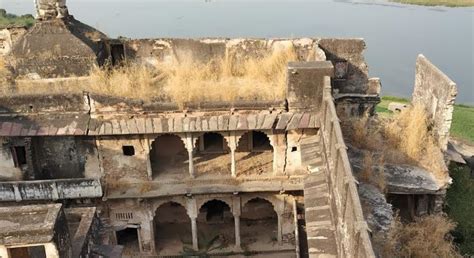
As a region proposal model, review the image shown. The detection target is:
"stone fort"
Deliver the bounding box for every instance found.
[0,1,457,257]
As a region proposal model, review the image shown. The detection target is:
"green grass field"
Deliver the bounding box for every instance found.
[377,96,474,144]
[0,9,35,28]
[391,0,474,7]
[446,164,474,255]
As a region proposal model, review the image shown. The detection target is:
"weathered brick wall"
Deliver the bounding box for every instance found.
[412,54,457,150]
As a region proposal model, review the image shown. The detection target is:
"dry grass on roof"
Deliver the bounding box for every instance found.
[88,47,297,105]
[0,47,297,104]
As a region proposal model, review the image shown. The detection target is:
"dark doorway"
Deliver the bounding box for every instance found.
[111,44,125,66]
[11,146,27,168]
[116,227,140,255]
[201,200,230,223]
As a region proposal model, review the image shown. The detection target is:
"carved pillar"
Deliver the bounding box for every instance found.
[191,218,198,251]
[182,133,195,178]
[187,198,199,251]
[232,196,242,251]
[277,213,283,244]
[274,196,286,245]
[227,132,239,177]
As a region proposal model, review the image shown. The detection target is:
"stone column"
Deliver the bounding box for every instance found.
[277,214,283,244]
[274,196,286,245]
[232,196,242,251]
[183,133,195,178]
[226,132,240,178]
[234,215,241,251]
[187,198,199,251]
[191,217,199,251]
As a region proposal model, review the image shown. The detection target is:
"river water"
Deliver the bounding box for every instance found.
[1,0,473,104]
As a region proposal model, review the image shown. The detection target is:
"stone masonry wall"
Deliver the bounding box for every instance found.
[412,54,457,150]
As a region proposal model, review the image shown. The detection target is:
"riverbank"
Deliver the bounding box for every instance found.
[391,0,474,7]
[376,96,474,144]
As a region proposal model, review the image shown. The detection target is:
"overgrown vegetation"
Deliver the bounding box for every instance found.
[383,214,461,257]
[446,164,474,255]
[0,9,35,28]
[90,48,296,105]
[2,47,297,107]
[377,96,474,144]
[391,0,474,7]
[349,104,448,187]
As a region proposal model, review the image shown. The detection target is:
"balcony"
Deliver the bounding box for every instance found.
[0,178,102,202]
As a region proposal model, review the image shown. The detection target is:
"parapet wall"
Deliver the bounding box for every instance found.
[124,38,326,65]
[412,55,457,150]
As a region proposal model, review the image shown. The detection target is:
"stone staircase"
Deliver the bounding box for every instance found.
[302,135,338,258]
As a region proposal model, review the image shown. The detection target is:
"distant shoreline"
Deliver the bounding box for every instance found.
[390,0,474,7]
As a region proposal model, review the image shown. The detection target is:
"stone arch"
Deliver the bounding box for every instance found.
[241,195,280,215]
[235,131,274,176]
[196,132,230,153]
[151,197,188,215]
[153,200,193,255]
[196,199,235,251]
[194,133,233,177]
[240,196,279,248]
[149,134,189,179]
[196,197,234,214]
[236,130,274,152]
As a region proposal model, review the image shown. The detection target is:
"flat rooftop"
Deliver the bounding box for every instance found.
[0,203,62,245]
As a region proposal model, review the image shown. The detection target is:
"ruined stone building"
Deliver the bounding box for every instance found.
[0,1,457,257]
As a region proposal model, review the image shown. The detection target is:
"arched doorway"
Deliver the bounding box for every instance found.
[154,202,192,255]
[150,134,188,180]
[195,133,231,177]
[236,131,273,176]
[241,198,278,250]
[197,200,235,252]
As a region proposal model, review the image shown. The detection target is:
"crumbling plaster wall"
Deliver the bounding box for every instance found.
[98,136,150,182]
[412,54,457,150]
[32,137,100,180]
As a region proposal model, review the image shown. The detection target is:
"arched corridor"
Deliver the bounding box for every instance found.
[241,198,279,249]
[154,202,193,255]
[150,134,189,180]
[236,131,273,176]
[196,200,235,252]
[194,133,231,177]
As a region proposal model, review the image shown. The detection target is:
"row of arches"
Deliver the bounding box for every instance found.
[149,131,273,180]
[117,197,279,256]
[151,198,278,255]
